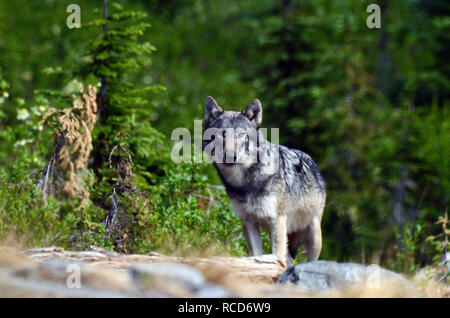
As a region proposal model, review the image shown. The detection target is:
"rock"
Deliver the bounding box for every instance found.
[275,261,418,297]
[183,254,284,283]
[130,262,205,291]
[1,256,135,297]
[2,247,440,297]
[22,246,65,254]
[130,262,234,297]
[194,284,233,298]
[19,248,285,283]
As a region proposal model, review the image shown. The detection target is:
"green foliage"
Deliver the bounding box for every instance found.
[137,161,247,256]
[0,161,249,257]
[80,2,167,181]
[0,69,8,120]
[426,211,449,267]
[394,222,424,274]
[68,203,114,251]
[0,172,70,247]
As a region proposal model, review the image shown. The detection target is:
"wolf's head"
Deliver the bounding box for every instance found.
[203,96,264,169]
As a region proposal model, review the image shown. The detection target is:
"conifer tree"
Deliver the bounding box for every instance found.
[78,1,166,184]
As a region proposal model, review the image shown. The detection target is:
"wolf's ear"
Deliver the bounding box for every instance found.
[204,96,224,127]
[242,99,262,128]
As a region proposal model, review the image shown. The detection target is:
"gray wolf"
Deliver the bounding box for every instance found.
[203,96,326,267]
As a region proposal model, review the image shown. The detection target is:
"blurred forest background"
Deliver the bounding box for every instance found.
[0,0,448,274]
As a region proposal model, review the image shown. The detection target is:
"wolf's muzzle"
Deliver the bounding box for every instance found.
[223,152,237,165]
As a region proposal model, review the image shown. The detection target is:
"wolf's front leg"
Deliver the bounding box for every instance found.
[242,219,263,256]
[269,213,289,267]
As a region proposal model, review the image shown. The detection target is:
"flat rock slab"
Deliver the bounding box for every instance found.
[0,246,436,297]
[21,246,285,283]
[1,246,293,297]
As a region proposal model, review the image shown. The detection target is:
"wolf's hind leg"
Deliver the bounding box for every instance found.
[242,220,263,256]
[304,217,322,261]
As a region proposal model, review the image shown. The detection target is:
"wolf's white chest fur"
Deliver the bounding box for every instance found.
[229,191,319,234]
[219,164,323,234]
[230,194,278,221]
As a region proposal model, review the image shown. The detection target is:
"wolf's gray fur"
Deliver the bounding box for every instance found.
[203,96,326,267]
